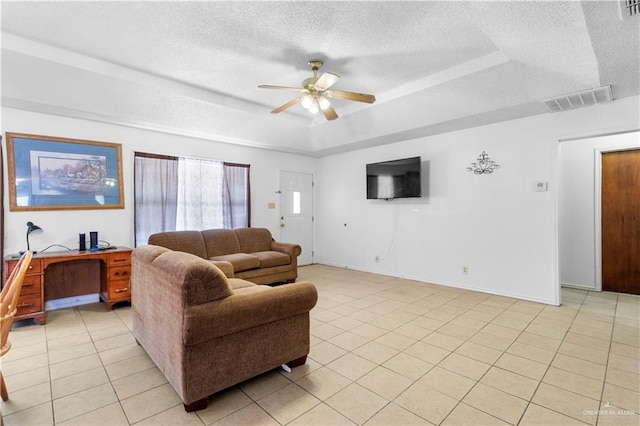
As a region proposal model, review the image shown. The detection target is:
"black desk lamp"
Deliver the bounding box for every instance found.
[24,221,42,254]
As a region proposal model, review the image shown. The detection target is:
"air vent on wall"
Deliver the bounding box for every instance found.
[620,0,640,19]
[542,86,613,113]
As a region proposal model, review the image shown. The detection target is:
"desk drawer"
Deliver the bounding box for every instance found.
[109,266,131,281]
[109,252,131,266]
[108,280,130,299]
[20,275,41,295]
[16,293,42,316]
[6,259,42,277]
[26,260,43,275]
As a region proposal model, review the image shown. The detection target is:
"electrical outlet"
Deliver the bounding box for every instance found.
[462,266,469,275]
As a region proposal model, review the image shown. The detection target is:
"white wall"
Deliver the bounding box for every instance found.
[1,108,318,255]
[559,131,640,290]
[316,96,640,305]
[3,97,639,305]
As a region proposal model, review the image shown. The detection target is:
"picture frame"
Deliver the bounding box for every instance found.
[6,132,124,211]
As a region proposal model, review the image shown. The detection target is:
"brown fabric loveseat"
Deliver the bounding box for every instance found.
[131,244,318,411]
[148,228,301,285]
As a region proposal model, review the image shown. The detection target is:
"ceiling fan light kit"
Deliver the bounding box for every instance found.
[259,59,375,121]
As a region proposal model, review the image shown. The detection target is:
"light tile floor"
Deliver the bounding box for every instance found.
[1,264,638,425]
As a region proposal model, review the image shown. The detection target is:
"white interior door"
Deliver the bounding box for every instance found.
[279,171,314,265]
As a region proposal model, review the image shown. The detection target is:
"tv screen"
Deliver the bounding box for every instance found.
[366,156,421,200]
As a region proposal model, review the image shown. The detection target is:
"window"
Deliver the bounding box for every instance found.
[292,191,301,214]
[134,152,250,246]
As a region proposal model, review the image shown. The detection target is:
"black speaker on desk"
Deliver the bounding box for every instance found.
[79,233,86,251]
[89,231,98,251]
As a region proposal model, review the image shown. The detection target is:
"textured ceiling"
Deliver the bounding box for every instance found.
[1,1,638,156]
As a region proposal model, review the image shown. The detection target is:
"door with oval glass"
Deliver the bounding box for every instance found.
[279,171,313,265]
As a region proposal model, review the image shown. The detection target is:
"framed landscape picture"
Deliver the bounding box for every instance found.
[6,132,124,211]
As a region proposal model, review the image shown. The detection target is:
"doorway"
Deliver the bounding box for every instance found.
[558,131,640,298]
[278,171,314,265]
[601,149,640,294]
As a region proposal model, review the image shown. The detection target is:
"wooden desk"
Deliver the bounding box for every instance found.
[4,247,132,324]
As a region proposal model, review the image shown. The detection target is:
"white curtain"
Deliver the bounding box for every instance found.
[176,157,224,231]
[223,163,250,228]
[134,155,178,246]
[134,154,251,246]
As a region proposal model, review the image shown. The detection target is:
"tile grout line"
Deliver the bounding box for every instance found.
[595,292,617,425]
[439,296,553,425]
[515,290,613,426]
[4,268,637,425]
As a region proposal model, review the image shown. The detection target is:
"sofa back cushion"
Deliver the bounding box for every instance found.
[202,229,241,257]
[234,228,273,253]
[135,245,233,305]
[148,231,208,259]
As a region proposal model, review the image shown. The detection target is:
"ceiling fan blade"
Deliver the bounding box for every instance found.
[321,103,338,121]
[258,84,307,92]
[326,90,376,104]
[315,72,340,90]
[271,97,303,114]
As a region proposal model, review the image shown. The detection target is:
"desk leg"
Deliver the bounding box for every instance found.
[35,313,46,325]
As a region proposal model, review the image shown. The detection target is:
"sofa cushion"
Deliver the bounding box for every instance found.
[202,229,241,257]
[234,228,273,253]
[210,253,260,272]
[252,251,291,268]
[228,278,256,290]
[208,260,234,277]
[234,265,295,284]
[148,231,208,259]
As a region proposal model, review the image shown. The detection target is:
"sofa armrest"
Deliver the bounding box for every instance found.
[209,260,234,277]
[271,241,302,258]
[183,281,317,345]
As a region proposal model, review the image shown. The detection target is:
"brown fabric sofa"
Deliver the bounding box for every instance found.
[131,244,318,411]
[148,228,301,285]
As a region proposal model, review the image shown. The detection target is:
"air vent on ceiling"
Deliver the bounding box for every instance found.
[542,86,613,113]
[620,0,639,19]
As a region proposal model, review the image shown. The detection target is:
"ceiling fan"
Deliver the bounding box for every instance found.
[258,60,376,121]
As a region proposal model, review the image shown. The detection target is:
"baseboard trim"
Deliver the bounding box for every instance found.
[315,262,558,306]
[45,293,100,310]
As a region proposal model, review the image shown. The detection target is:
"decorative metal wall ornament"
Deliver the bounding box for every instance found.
[467,151,500,174]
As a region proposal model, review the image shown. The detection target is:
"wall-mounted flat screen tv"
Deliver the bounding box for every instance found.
[366,156,421,200]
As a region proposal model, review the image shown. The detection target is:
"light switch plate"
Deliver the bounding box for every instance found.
[535,182,548,192]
